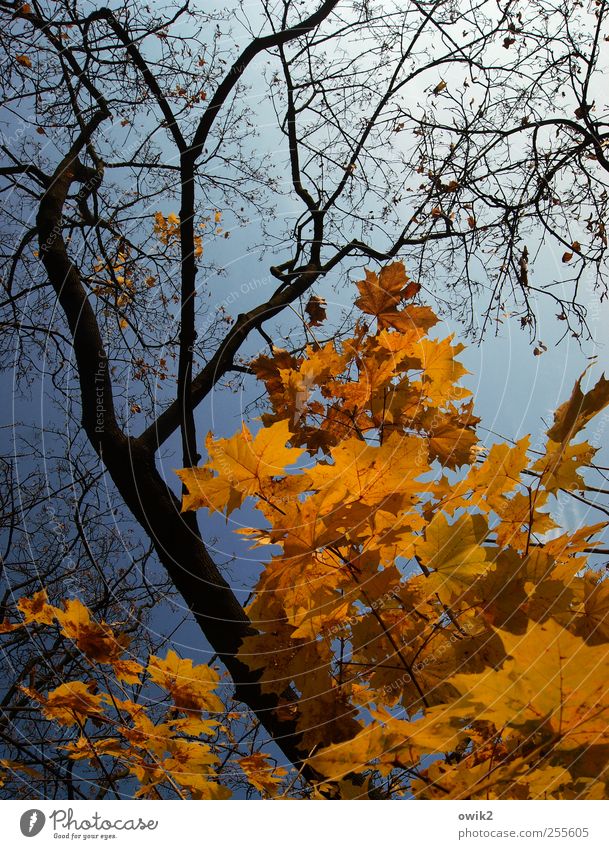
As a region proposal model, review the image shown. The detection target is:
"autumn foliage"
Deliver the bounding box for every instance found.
[4,262,609,799]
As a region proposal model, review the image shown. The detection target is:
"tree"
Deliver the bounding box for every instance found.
[3,263,609,799]
[1,0,609,798]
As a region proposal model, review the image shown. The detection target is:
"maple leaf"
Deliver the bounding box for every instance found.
[534,439,596,493]
[309,709,463,780]
[306,431,428,513]
[305,294,327,326]
[227,419,299,490]
[416,512,491,594]
[0,590,57,632]
[147,650,223,713]
[413,336,469,403]
[250,347,301,395]
[373,326,423,362]
[363,509,422,565]
[164,738,219,772]
[176,465,243,515]
[300,341,348,387]
[416,756,571,801]
[493,489,556,549]
[252,341,348,433]
[62,736,124,762]
[421,408,479,469]
[41,682,105,726]
[113,659,144,684]
[354,262,418,326]
[543,521,606,564]
[177,420,303,514]
[288,580,352,639]
[382,305,439,335]
[239,752,287,796]
[16,590,56,625]
[547,371,609,444]
[452,436,530,513]
[55,598,127,664]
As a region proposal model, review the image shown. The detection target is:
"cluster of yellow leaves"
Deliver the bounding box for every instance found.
[90,248,157,328]
[92,250,135,298]
[1,592,290,798]
[153,210,223,257]
[147,650,223,714]
[178,260,609,799]
[1,592,142,683]
[154,212,194,252]
[0,595,229,798]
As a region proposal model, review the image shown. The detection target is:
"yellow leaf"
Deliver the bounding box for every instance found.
[451,619,609,747]
[17,590,56,626]
[422,408,479,469]
[207,419,303,499]
[309,709,462,780]
[239,752,287,796]
[113,659,144,684]
[55,599,127,664]
[414,335,468,403]
[534,439,596,493]
[62,736,123,761]
[544,521,606,564]
[416,512,490,593]
[493,490,555,549]
[306,431,428,513]
[42,682,105,726]
[547,371,609,444]
[178,420,302,514]
[176,465,243,515]
[147,650,223,713]
[452,436,530,512]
